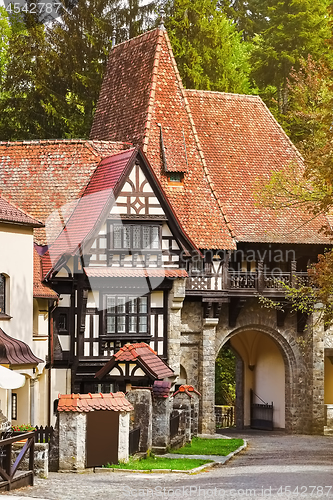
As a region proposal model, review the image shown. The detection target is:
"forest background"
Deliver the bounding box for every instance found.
[1,0,333,404]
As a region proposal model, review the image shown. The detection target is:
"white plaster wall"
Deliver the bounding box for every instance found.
[255,335,285,428]
[0,224,34,348]
[16,380,30,424]
[50,368,71,425]
[324,357,333,404]
[231,330,285,429]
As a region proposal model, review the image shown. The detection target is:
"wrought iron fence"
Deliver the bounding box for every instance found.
[35,426,54,448]
[129,427,140,456]
[170,413,180,439]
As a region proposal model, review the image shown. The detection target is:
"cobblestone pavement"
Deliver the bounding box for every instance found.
[1,430,333,500]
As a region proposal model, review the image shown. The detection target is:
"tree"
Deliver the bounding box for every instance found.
[0,0,157,140]
[164,0,252,94]
[219,0,269,41]
[250,0,332,114]
[256,57,333,326]
[215,345,236,406]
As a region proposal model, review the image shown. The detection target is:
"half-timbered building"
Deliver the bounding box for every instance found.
[1,26,333,434]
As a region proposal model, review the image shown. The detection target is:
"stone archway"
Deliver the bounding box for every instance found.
[216,324,299,433]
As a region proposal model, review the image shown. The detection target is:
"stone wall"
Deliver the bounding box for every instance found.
[151,396,172,452]
[12,442,48,478]
[179,296,323,435]
[58,412,86,471]
[118,412,129,462]
[127,389,152,453]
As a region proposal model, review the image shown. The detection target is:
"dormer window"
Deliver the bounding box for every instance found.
[110,224,160,250]
[168,172,183,185]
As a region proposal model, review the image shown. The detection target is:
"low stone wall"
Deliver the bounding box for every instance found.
[12,442,48,478]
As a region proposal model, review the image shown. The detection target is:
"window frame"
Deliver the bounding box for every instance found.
[102,294,150,339]
[108,222,161,251]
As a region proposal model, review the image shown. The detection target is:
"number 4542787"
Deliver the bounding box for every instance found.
[5,3,62,14]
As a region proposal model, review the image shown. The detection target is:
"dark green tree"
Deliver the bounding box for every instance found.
[164,0,252,93]
[0,0,157,140]
[251,0,332,114]
[219,0,269,41]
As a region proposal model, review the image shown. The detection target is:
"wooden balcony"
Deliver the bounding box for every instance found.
[186,268,310,297]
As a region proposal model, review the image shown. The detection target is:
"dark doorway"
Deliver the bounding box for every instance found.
[86,411,119,467]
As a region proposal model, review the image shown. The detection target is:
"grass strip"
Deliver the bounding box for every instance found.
[106,456,212,470]
[170,437,243,456]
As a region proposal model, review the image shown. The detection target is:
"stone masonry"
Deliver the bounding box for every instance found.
[178,297,324,435]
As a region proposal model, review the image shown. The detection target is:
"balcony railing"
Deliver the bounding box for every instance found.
[186,268,311,293]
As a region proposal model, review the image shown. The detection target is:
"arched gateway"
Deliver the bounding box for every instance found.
[178,298,325,436]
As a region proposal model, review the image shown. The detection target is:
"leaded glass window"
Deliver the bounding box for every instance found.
[104,295,150,337]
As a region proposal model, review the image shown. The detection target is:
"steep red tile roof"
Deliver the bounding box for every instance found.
[95,342,174,381]
[91,29,235,250]
[33,249,58,299]
[0,328,43,365]
[84,267,188,278]
[0,196,43,227]
[186,90,331,244]
[57,392,133,412]
[0,140,131,245]
[43,148,137,277]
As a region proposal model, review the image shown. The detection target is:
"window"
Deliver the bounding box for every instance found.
[12,393,17,420]
[0,274,6,314]
[168,172,183,184]
[110,224,160,250]
[104,295,149,336]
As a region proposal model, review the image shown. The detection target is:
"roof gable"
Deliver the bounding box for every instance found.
[44,148,137,276]
[43,148,198,278]
[95,342,174,381]
[90,29,235,250]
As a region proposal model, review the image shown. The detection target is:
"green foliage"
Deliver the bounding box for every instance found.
[219,0,269,41]
[0,0,157,140]
[215,345,236,406]
[11,423,35,432]
[164,0,252,93]
[171,437,243,456]
[250,0,332,114]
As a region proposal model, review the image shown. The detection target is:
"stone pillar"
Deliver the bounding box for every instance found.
[152,397,172,453]
[58,412,86,471]
[199,317,218,434]
[126,389,152,453]
[118,412,130,463]
[168,279,185,376]
[172,393,191,443]
[312,310,325,434]
[190,392,200,436]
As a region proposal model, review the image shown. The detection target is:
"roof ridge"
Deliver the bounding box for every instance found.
[162,31,236,240]
[0,139,129,147]
[186,89,261,100]
[142,30,165,153]
[110,27,163,53]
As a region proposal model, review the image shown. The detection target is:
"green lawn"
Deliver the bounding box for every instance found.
[170,437,243,456]
[107,456,213,470]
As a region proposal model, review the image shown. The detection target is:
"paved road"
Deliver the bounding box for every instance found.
[1,430,333,500]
